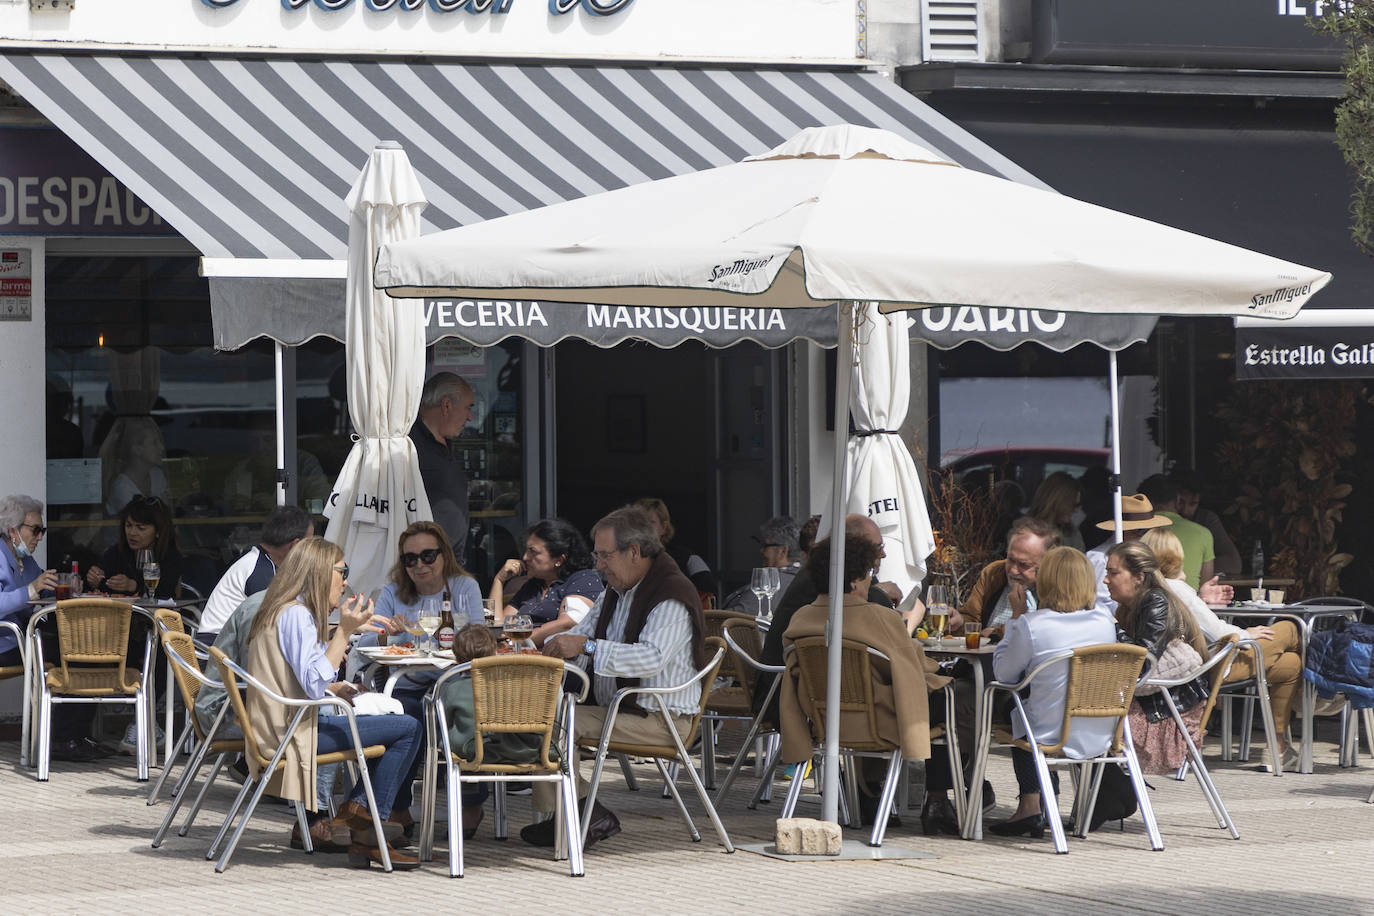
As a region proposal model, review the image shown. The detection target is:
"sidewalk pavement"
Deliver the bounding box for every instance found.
[4,719,1374,916]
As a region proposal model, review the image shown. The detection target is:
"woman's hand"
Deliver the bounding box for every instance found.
[86,565,105,588]
[337,594,375,637]
[1245,625,1276,640]
[34,569,58,594]
[104,573,138,594]
[496,558,524,584]
[902,599,927,635]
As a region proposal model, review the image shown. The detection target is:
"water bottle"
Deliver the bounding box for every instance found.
[1251,540,1264,579]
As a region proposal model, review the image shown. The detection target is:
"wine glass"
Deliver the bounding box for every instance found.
[142,560,161,602]
[398,608,425,651]
[762,566,781,619]
[750,567,770,619]
[926,584,951,639]
[503,613,535,653]
[416,598,442,653]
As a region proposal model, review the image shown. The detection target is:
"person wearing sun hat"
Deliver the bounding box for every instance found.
[1085,493,1171,614]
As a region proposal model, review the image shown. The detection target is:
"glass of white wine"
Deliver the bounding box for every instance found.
[416,598,442,654]
[750,568,771,619]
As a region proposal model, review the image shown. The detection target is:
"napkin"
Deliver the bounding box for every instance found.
[351,692,405,717]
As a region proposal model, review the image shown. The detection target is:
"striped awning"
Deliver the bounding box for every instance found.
[0,50,1051,350]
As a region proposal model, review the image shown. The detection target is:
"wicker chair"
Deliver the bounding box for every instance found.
[2,618,50,769]
[963,642,1159,854]
[779,636,963,847]
[206,647,390,873]
[31,598,154,782]
[1152,635,1241,838]
[577,637,733,852]
[700,611,767,789]
[145,608,193,803]
[712,618,785,807]
[149,629,247,850]
[421,655,590,877]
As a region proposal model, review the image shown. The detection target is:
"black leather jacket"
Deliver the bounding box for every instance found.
[1119,587,1208,722]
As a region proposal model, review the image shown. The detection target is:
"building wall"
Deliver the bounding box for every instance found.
[0,0,856,61]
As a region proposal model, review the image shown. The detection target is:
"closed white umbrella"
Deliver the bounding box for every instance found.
[845,305,935,605]
[324,142,432,599]
[375,124,1331,824]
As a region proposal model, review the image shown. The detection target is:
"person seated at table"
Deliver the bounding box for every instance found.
[528,505,709,849]
[1138,474,1215,589]
[722,515,803,616]
[753,515,899,726]
[374,520,484,628]
[1028,471,1085,552]
[86,496,185,754]
[0,494,112,762]
[1141,527,1302,772]
[1085,493,1172,614]
[1171,470,1242,578]
[1107,540,1211,781]
[779,531,973,833]
[86,495,183,600]
[488,518,603,647]
[199,505,314,644]
[955,516,1059,639]
[438,623,559,838]
[633,497,716,595]
[988,547,1119,837]
[244,537,422,869]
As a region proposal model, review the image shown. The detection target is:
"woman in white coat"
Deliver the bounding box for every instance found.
[989,547,1118,837]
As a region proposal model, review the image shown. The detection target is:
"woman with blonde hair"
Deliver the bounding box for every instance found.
[246,537,422,869]
[989,547,1117,837]
[633,497,715,593]
[1140,527,1302,772]
[1029,471,1085,552]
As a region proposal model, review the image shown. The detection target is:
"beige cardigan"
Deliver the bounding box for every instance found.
[244,612,319,812]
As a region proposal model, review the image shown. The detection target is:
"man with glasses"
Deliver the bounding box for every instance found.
[722,515,802,615]
[524,505,707,849]
[199,505,313,644]
[955,516,1060,639]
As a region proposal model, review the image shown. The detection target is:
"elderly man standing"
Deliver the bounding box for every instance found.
[410,372,475,562]
[526,505,707,849]
[955,516,1060,638]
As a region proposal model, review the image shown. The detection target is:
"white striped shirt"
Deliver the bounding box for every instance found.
[570,580,700,715]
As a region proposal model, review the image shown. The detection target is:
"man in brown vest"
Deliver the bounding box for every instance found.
[522,505,707,849]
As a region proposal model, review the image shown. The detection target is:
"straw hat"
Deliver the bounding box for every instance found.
[1095,493,1172,531]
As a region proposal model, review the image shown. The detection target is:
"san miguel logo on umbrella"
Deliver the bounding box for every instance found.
[707,255,776,286]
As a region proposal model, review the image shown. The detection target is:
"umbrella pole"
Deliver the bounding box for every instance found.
[822,302,855,824]
[274,342,287,508]
[1109,349,1123,543]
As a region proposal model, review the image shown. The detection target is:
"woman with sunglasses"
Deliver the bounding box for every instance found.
[489,517,602,647]
[245,537,421,869]
[86,495,183,599]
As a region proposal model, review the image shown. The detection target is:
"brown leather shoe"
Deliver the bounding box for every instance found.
[337,800,404,845]
[346,842,421,871]
[289,816,351,853]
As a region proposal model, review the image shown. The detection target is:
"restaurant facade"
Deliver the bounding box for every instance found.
[0,0,1064,618]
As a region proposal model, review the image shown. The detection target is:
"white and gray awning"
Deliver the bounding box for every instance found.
[0,49,1148,351]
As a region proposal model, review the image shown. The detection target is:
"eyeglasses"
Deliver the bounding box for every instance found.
[592,547,624,562]
[19,523,45,538]
[401,548,442,568]
[334,563,350,580]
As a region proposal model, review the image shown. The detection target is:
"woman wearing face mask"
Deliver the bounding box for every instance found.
[1,494,111,761]
[86,496,183,599]
[1028,471,1085,552]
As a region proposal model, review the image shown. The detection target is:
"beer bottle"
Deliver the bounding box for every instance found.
[436,590,456,651]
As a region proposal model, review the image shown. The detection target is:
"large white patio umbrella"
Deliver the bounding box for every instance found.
[374,124,1331,823]
[846,303,934,605]
[324,142,432,599]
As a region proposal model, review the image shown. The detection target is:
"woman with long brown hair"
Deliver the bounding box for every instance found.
[245,537,422,870]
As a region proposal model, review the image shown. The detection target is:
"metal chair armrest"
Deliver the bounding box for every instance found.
[722,629,784,675]
[605,645,726,705]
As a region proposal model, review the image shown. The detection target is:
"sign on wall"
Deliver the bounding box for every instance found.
[0,247,32,320]
[1033,0,1342,69]
[1236,311,1374,380]
[0,128,172,236]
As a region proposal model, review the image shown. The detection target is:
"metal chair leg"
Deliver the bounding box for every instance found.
[867,750,902,847]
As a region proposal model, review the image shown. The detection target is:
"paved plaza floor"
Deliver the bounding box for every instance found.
[5,719,1374,915]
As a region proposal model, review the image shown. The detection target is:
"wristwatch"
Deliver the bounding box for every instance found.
[583,639,597,658]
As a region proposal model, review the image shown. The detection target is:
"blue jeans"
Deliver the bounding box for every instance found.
[317,713,421,820]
